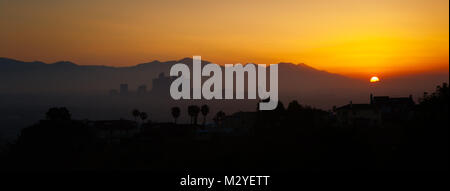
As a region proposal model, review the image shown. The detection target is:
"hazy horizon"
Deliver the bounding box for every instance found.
[1,56,448,81]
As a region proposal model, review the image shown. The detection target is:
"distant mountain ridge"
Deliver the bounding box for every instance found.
[0,56,355,91]
[1,57,447,108]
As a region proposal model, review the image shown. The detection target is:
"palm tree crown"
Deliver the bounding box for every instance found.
[171,107,181,124]
[132,109,141,121]
[139,112,148,122]
[188,105,200,125]
[201,105,210,125]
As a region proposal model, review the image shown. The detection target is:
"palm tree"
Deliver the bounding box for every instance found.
[192,106,200,125]
[201,105,209,126]
[188,105,195,124]
[188,105,200,125]
[171,107,181,124]
[214,110,226,128]
[139,112,148,123]
[132,109,141,122]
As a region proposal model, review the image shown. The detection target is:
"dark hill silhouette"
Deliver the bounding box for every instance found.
[2,84,447,171]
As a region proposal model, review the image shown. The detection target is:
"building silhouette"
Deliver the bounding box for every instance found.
[335,101,380,127]
[89,119,138,143]
[335,94,415,127]
[370,94,415,122]
[151,73,175,97]
[120,84,129,95]
[137,85,147,95]
[109,89,119,96]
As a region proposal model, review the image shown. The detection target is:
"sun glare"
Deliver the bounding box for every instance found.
[370,76,380,83]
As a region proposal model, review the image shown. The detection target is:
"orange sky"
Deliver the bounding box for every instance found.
[1,0,448,78]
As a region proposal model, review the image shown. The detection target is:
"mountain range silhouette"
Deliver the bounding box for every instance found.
[0,57,447,108]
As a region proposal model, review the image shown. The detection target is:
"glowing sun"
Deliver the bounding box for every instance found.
[370,76,380,83]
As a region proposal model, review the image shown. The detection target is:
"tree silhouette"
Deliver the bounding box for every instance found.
[418,82,449,121]
[193,107,200,125]
[140,112,148,123]
[188,105,200,125]
[46,107,71,121]
[132,109,141,122]
[287,100,302,112]
[171,107,181,124]
[201,105,210,126]
[275,101,286,113]
[213,110,226,128]
[188,106,194,124]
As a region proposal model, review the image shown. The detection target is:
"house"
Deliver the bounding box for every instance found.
[222,111,257,135]
[89,119,138,143]
[371,94,415,121]
[139,122,197,141]
[335,102,381,127]
[335,94,416,127]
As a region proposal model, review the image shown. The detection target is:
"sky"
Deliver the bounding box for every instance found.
[1,0,448,78]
